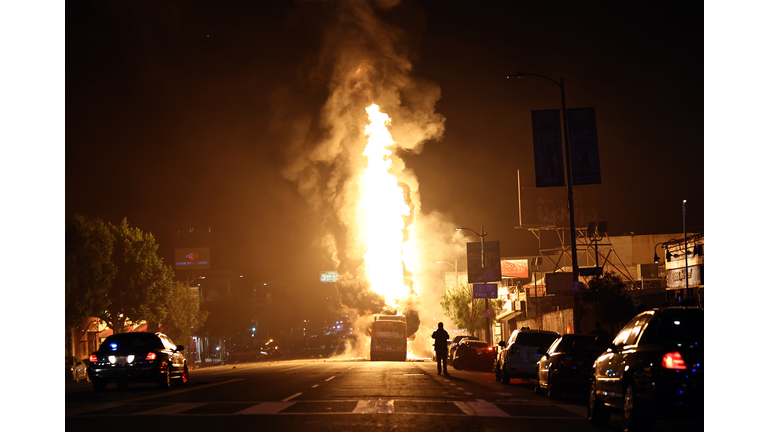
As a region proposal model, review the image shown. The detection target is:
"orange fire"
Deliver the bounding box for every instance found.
[360,104,410,309]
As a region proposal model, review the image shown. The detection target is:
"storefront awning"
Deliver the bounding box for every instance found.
[496,310,524,321]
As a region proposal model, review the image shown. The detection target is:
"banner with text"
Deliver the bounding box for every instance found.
[567,107,602,185]
[532,109,565,187]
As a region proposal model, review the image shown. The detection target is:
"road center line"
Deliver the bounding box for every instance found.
[324,376,335,381]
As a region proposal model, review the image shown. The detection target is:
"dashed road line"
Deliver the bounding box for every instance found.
[282,392,302,401]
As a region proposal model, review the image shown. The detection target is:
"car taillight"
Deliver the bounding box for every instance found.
[146,352,157,360]
[561,359,582,368]
[662,351,687,370]
[89,354,98,363]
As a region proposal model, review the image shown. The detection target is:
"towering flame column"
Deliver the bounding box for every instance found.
[360,104,410,309]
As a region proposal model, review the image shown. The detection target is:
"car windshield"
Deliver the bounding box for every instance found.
[99,333,164,352]
[555,335,609,354]
[466,341,489,348]
[515,332,559,347]
[653,310,704,344]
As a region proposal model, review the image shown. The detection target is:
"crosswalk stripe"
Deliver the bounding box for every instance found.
[352,400,394,414]
[236,401,296,415]
[465,400,511,417]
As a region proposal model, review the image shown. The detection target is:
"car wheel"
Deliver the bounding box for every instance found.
[588,379,610,425]
[453,357,465,370]
[547,376,561,399]
[495,363,502,382]
[533,379,545,395]
[175,365,189,386]
[92,380,107,392]
[501,367,510,385]
[158,365,171,389]
[622,381,651,432]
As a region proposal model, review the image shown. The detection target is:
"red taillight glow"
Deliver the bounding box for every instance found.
[662,351,687,369]
[89,354,98,362]
[146,352,157,360]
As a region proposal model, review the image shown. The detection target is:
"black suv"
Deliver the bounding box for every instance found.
[88,332,188,391]
[496,328,560,383]
[588,307,703,430]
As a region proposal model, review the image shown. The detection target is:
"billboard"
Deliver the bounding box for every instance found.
[320,271,339,283]
[444,272,468,290]
[501,259,529,278]
[545,272,575,296]
[519,185,600,228]
[532,109,565,187]
[174,248,211,270]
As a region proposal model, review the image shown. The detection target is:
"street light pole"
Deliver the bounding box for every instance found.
[507,72,581,334]
[457,226,493,343]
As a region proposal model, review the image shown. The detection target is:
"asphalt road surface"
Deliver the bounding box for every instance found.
[65,359,700,431]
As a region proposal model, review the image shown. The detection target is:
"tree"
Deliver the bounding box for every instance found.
[162,281,209,345]
[65,215,115,331]
[440,283,503,337]
[99,218,174,333]
[580,271,636,330]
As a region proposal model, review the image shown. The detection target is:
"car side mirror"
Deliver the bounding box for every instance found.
[176,345,185,351]
[498,341,506,347]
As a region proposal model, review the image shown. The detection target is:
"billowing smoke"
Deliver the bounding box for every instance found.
[273,0,468,358]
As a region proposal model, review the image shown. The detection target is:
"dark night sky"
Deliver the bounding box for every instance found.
[63,1,705,290]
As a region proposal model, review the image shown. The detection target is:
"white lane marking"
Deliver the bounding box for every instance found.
[457,387,464,390]
[136,403,208,415]
[465,392,473,396]
[454,401,473,416]
[311,384,319,388]
[236,401,296,415]
[324,376,335,381]
[282,392,302,401]
[465,400,511,417]
[352,400,394,414]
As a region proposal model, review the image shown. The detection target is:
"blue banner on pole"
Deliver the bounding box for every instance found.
[531,109,565,187]
[567,107,602,185]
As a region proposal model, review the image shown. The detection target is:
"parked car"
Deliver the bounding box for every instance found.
[452,339,496,371]
[88,332,188,391]
[66,356,90,383]
[534,334,612,399]
[496,328,560,384]
[588,307,704,430]
[449,335,478,365]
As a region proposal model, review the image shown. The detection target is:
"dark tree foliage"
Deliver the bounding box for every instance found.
[163,281,209,345]
[580,271,636,328]
[440,283,503,337]
[99,219,175,333]
[65,215,115,331]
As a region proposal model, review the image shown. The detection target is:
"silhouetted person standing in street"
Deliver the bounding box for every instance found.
[590,321,609,336]
[432,322,450,376]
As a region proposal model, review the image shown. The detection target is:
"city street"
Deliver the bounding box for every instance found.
[65,359,697,431]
